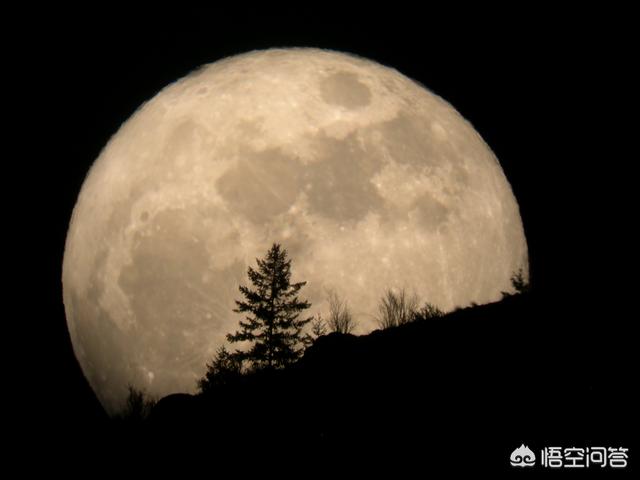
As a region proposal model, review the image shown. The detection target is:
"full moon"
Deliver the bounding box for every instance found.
[63,48,528,414]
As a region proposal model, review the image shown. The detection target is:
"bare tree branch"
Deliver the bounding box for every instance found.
[376,288,420,329]
[326,289,357,334]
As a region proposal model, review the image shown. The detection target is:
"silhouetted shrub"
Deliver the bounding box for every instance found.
[311,314,328,338]
[376,289,419,329]
[415,303,444,321]
[326,289,357,334]
[198,345,243,394]
[118,385,156,423]
[303,314,328,347]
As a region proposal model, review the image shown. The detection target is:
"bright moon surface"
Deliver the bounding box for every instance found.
[63,48,528,414]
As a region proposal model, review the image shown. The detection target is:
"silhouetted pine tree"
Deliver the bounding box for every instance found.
[511,269,529,293]
[198,345,243,394]
[501,268,530,298]
[227,243,312,370]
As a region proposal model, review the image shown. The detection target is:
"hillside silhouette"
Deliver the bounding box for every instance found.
[94,290,632,472]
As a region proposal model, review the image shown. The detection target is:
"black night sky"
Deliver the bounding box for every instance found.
[13,7,635,473]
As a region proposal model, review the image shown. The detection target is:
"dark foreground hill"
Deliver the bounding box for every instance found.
[102,292,630,472]
[28,292,633,473]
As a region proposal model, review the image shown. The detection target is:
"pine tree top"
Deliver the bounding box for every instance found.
[227,243,312,370]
